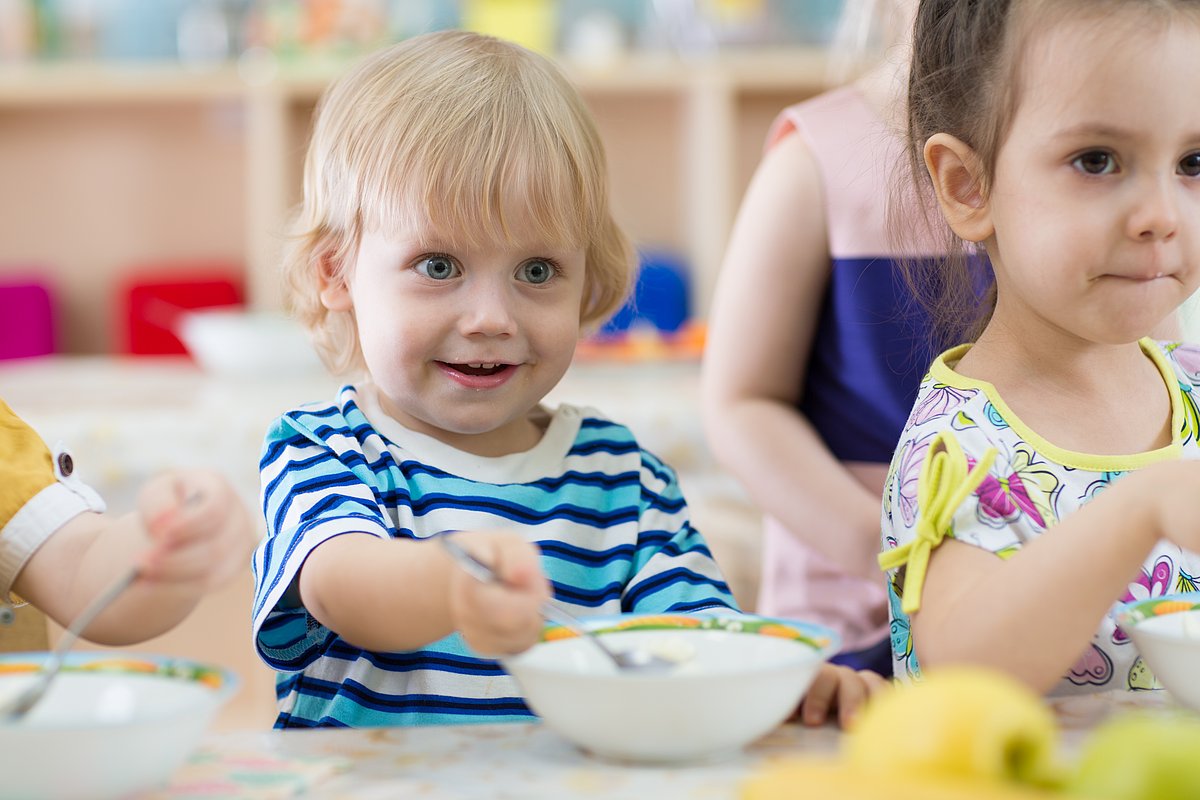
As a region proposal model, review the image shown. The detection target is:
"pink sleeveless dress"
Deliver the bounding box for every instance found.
[756,86,940,665]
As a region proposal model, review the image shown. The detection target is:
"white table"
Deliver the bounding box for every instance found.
[140,691,1181,799]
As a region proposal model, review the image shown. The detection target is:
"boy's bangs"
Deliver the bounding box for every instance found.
[363,152,594,254]
[353,89,603,253]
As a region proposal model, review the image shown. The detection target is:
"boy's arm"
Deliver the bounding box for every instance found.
[255,418,545,659]
[295,533,457,650]
[297,531,546,654]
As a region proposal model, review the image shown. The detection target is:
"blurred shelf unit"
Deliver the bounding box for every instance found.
[0,48,832,354]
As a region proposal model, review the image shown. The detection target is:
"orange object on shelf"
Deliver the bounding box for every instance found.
[577,320,707,362]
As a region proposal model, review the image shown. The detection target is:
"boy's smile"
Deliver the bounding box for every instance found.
[437,360,519,389]
[321,223,588,457]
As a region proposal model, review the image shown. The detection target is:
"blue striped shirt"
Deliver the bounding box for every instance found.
[252,385,736,728]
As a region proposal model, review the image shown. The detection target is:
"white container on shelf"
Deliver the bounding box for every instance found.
[177,308,325,378]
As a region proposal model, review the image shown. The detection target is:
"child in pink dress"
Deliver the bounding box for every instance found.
[703,0,933,675]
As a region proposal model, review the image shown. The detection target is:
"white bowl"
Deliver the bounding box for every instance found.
[1117,592,1200,710]
[503,613,838,763]
[0,652,237,800]
[177,308,325,377]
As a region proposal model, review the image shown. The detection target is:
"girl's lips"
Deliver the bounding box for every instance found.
[436,361,518,390]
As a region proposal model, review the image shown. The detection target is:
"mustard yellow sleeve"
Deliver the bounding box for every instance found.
[0,400,58,528]
[0,399,106,600]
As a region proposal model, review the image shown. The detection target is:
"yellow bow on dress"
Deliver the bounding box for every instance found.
[878,432,997,615]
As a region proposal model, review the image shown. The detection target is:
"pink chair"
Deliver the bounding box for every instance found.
[0,276,56,360]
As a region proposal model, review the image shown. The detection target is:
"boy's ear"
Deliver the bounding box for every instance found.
[924,133,993,243]
[317,254,352,311]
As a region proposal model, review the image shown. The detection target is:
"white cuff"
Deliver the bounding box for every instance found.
[0,451,106,601]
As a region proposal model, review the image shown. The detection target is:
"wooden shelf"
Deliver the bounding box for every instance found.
[0,49,834,354]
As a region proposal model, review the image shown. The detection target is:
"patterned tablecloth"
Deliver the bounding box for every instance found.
[139,690,1182,799]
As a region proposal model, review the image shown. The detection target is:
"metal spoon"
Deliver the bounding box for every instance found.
[0,566,140,722]
[439,535,677,674]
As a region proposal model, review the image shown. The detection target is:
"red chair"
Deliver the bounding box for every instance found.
[118,266,243,355]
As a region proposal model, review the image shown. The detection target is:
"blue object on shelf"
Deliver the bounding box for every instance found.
[601,250,690,335]
[99,0,186,61]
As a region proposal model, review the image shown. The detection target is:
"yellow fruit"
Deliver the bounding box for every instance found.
[844,666,1064,789]
[1066,713,1200,800]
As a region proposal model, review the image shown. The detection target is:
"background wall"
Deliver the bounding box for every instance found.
[0,0,847,356]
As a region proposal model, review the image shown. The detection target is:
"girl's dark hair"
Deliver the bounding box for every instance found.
[892,0,1016,351]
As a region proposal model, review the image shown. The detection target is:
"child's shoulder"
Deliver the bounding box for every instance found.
[556,403,641,451]
[555,403,676,476]
[1156,339,1200,387]
[902,352,994,433]
[268,385,363,441]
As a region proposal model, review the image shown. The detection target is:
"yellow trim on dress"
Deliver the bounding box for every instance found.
[879,432,997,615]
[928,338,1182,471]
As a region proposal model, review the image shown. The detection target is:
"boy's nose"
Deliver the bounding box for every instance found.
[1127,175,1180,242]
[458,281,517,338]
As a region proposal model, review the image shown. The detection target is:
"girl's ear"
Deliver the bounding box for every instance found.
[317,254,353,311]
[924,133,993,243]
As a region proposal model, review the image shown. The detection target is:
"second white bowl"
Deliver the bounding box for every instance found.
[503,614,838,764]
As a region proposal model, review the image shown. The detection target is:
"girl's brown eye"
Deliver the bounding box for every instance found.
[1180,152,1200,178]
[1073,151,1114,175]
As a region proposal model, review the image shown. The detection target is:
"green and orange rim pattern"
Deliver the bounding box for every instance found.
[539,613,835,653]
[1117,591,1200,628]
[0,657,228,690]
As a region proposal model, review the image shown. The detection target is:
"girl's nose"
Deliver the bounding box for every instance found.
[1127,176,1180,242]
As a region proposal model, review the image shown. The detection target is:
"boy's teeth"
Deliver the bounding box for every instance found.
[467,363,496,369]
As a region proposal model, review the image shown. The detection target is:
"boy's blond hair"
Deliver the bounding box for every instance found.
[283,30,635,375]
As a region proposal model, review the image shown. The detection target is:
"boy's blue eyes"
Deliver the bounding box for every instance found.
[418,256,459,280]
[413,256,558,283]
[519,259,554,284]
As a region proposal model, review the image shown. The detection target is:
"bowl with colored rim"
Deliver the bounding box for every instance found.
[503,612,839,764]
[0,652,237,800]
[1116,591,1200,709]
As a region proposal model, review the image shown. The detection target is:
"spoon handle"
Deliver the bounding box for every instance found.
[54,567,140,658]
[1,566,140,720]
[438,536,497,585]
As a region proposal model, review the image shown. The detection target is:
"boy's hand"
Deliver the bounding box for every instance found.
[136,469,257,591]
[445,532,550,657]
[797,664,890,729]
